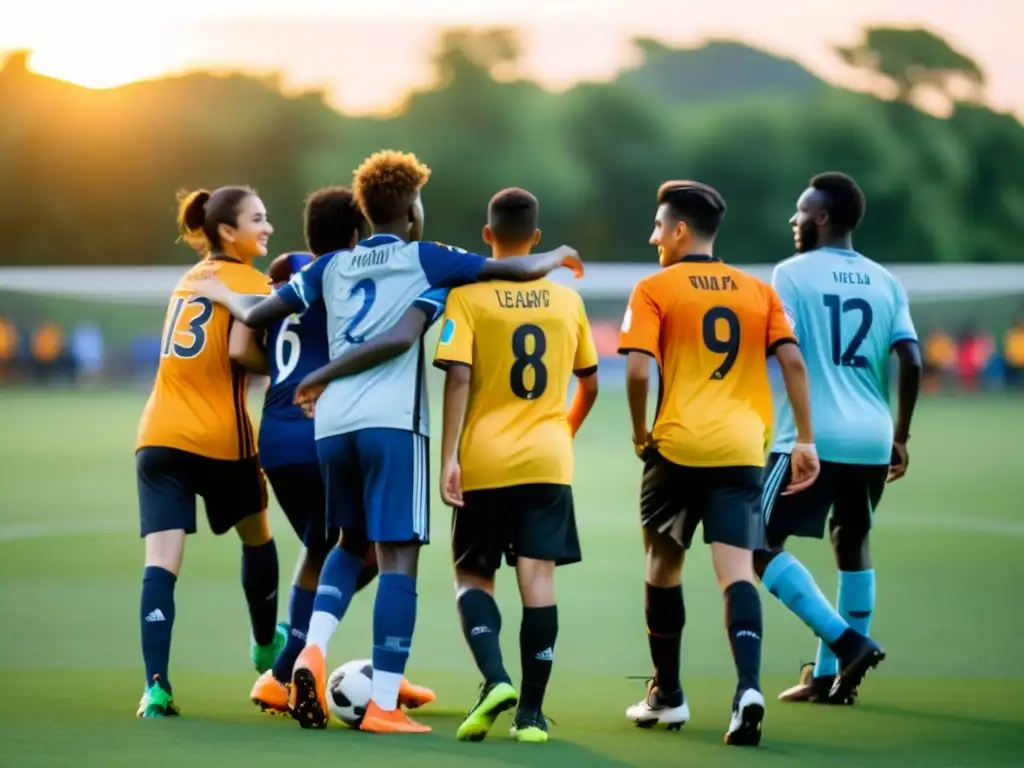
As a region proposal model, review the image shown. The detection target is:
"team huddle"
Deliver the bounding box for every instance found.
[134,150,922,747]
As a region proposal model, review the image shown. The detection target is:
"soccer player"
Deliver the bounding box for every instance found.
[429,188,599,744]
[619,181,819,746]
[192,150,583,734]
[755,172,922,705]
[134,186,286,718]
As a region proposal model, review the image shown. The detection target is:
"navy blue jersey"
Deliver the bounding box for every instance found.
[258,253,329,469]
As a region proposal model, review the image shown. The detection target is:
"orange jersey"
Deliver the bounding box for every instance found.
[137,258,271,460]
[618,255,795,467]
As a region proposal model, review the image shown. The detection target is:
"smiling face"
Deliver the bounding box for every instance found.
[219,194,273,261]
[650,202,690,267]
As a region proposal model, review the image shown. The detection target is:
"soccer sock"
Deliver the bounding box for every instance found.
[140,566,176,694]
[518,605,558,712]
[762,552,848,644]
[814,569,876,677]
[645,583,685,694]
[306,546,365,656]
[271,586,315,684]
[241,539,280,647]
[724,580,763,693]
[371,573,418,711]
[457,589,511,685]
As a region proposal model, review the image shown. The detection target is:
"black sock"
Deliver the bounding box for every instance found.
[241,540,279,646]
[724,580,762,693]
[457,589,510,685]
[141,566,177,693]
[519,605,558,711]
[645,583,685,695]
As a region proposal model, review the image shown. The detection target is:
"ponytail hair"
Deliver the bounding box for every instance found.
[175,185,255,255]
[176,189,212,253]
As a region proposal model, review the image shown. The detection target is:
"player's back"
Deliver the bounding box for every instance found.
[772,247,917,464]
[137,258,271,460]
[622,257,793,468]
[439,278,594,491]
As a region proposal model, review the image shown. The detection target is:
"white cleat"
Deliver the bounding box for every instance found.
[725,688,765,747]
[626,682,691,731]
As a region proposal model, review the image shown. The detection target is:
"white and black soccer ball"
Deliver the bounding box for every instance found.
[326,659,373,727]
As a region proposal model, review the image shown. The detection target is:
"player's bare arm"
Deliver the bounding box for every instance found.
[889,339,922,482]
[774,343,820,494]
[190,275,293,329]
[228,322,268,375]
[624,351,653,456]
[478,245,583,282]
[438,363,471,508]
[568,369,599,437]
[293,305,431,411]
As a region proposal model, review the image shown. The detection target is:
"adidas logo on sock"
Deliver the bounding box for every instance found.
[470,626,492,637]
[535,647,554,661]
[145,609,166,623]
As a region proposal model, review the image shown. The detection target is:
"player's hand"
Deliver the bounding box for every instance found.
[783,442,820,495]
[633,432,654,461]
[557,246,584,279]
[440,460,464,508]
[186,273,232,304]
[888,441,909,483]
[294,378,325,418]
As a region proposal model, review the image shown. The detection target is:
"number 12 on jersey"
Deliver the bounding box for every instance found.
[823,294,872,368]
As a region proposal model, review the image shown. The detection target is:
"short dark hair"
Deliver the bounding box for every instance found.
[176,186,255,253]
[487,187,539,243]
[809,172,865,233]
[304,187,366,256]
[352,150,431,226]
[656,181,726,237]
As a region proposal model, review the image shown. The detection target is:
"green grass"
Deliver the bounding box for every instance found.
[1,388,1023,767]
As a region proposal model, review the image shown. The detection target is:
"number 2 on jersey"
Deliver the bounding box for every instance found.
[702,306,740,379]
[343,278,376,344]
[510,324,547,399]
[162,297,213,358]
[274,316,301,383]
[823,294,872,367]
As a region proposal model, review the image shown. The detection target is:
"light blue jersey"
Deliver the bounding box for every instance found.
[771,247,917,465]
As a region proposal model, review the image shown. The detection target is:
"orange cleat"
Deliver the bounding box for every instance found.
[398,678,436,710]
[360,700,431,733]
[289,646,329,729]
[250,670,290,715]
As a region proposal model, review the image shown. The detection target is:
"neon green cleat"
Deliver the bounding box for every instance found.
[251,622,289,674]
[510,709,550,743]
[137,677,179,718]
[456,681,518,742]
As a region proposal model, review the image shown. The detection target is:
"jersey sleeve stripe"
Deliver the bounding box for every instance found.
[433,358,471,371]
[889,335,918,349]
[617,346,655,357]
[574,365,598,378]
[767,337,798,355]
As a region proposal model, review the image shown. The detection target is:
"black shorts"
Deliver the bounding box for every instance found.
[264,462,338,553]
[761,452,888,547]
[136,446,267,537]
[640,451,764,550]
[452,483,581,577]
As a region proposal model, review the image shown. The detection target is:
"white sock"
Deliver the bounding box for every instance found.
[306,611,339,656]
[372,670,402,711]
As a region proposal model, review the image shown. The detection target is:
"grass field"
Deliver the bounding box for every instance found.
[2,388,1023,767]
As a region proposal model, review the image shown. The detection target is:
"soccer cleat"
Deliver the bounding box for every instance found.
[510,707,550,743]
[725,688,765,747]
[831,631,885,703]
[250,670,290,715]
[778,662,851,704]
[456,681,518,741]
[398,677,437,710]
[625,679,690,731]
[251,622,289,674]
[137,676,180,718]
[289,645,329,729]
[359,699,432,733]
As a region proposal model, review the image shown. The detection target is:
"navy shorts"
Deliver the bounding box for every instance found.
[264,462,338,553]
[136,446,267,537]
[317,428,430,545]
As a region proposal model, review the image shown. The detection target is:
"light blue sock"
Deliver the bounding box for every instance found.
[814,569,875,677]
[763,552,848,645]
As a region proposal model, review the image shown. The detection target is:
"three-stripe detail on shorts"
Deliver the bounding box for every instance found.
[761,454,791,526]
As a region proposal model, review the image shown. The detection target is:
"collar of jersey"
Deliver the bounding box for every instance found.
[360,234,404,248]
[816,246,860,257]
[678,253,720,263]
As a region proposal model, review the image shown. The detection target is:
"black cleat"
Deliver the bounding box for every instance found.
[830,631,885,703]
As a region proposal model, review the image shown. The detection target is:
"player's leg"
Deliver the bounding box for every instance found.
[358,429,432,734]
[452,490,517,741]
[509,484,581,743]
[626,454,692,729]
[290,435,368,729]
[136,447,195,717]
[704,467,767,746]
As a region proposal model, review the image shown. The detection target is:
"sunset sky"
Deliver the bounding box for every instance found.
[3,0,1021,116]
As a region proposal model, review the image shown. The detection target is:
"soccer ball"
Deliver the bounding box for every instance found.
[326,659,373,727]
